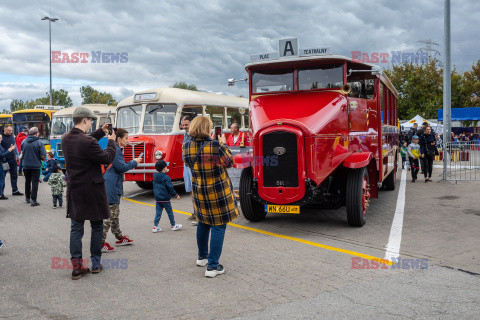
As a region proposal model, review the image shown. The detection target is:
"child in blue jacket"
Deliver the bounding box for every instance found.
[152,160,182,232]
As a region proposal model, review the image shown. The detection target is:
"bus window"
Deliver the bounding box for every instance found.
[243,114,250,129]
[226,108,242,128]
[348,81,363,98]
[52,117,73,137]
[117,105,142,134]
[205,106,225,128]
[251,69,294,93]
[143,104,177,134]
[181,105,203,123]
[365,79,375,99]
[298,64,343,90]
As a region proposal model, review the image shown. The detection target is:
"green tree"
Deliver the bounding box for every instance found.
[10,99,27,112]
[171,81,198,91]
[36,89,73,107]
[80,85,117,105]
[385,58,472,119]
[463,60,480,108]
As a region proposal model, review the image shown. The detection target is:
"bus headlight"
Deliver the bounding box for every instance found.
[155,150,164,160]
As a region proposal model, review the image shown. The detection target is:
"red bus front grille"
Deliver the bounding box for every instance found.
[123,143,145,162]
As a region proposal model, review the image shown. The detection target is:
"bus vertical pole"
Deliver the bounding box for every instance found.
[443,0,451,181]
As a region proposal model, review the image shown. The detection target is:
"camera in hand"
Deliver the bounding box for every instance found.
[106,123,113,135]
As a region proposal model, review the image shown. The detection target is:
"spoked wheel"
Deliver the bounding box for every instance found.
[239,167,266,222]
[346,167,370,227]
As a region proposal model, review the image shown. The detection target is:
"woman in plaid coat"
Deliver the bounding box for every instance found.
[182,116,238,278]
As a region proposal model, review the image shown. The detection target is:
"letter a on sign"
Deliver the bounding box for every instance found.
[279,38,298,58]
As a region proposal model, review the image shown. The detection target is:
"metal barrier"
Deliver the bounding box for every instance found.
[440,141,480,182]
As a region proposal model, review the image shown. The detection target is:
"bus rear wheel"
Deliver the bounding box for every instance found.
[239,167,266,222]
[136,181,153,189]
[346,167,370,227]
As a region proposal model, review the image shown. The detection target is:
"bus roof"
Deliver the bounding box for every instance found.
[53,104,116,117]
[12,109,57,116]
[245,54,398,98]
[0,114,12,118]
[117,87,248,109]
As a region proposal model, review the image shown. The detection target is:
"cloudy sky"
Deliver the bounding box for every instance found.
[0,0,479,110]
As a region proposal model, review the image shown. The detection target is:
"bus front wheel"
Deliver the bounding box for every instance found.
[346,167,370,227]
[239,167,266,222]
[136,181,153,190]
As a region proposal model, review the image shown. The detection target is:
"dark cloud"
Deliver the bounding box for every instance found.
[0,0,479,108]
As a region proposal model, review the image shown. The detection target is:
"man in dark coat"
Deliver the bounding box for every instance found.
[61,106,116,280]
[21,127,47,206]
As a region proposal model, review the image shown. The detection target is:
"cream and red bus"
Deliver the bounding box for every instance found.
[116,87,249,189]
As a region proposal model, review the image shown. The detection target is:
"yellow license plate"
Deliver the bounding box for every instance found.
[265,205,300,214]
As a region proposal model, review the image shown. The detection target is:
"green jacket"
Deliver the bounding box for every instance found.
[48,173,66,195]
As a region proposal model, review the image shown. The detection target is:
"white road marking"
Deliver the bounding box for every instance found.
[125,190,152,198]
[384,169,407,261]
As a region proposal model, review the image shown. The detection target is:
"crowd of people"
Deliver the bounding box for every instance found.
[399,122,440,183]
[0,107,238,279]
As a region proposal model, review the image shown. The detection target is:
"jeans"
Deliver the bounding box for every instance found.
[24,169,40,201]
[2,159,18,193]
[43,171,52,182]
[0,169,5,197]
[401,156,406,169]
[52,194,63,207]
[70,219,103,270]
[196,222,226,269]
[154,202,176,227]
[18,158,23,174]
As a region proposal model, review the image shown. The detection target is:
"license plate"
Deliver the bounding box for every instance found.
[265,205,300,214]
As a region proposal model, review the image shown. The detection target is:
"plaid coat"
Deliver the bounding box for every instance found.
[182,138,238,226]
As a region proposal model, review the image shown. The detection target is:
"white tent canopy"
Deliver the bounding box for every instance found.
[401,115,443,133]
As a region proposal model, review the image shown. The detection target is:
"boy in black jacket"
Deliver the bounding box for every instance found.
[152,160,182,232]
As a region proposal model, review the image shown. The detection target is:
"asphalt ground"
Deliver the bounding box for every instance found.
[0,166,479,319]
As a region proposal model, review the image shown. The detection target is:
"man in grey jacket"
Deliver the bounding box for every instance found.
[21,127,47,206]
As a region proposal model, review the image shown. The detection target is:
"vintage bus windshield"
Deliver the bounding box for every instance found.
[12,112,51,144]
[252,69,294,93]
[143,104,177,134]
[252,64,344,93]
[117,105,142,134]
[52,117,74,137]
[298,64,344,90]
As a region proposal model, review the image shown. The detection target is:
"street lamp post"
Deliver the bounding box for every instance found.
[41,16,58,106]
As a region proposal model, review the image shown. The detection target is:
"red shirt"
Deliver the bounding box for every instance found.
[226,131,250,147]
[16,132,27,153]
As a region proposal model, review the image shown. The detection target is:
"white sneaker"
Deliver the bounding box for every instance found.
[205,265,225,278]
[152,226,162,233]
[196,257,208,267]
[191,221,198,226]
[171,224,182,231]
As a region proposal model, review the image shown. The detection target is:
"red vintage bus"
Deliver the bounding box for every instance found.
[236,43,398,226]
[116,87,249,189]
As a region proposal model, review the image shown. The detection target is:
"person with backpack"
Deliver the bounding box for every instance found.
[101,128,141,253]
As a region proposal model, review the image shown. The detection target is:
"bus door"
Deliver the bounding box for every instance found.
[347,79,369,132]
